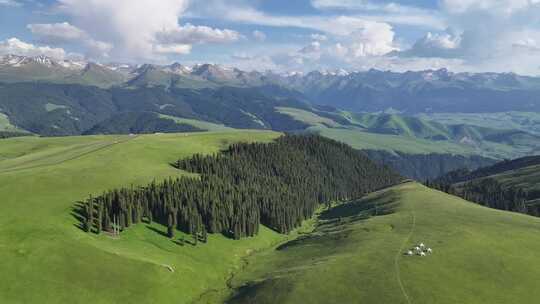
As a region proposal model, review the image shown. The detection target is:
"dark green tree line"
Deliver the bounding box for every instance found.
[426,178,539,216]
[80,135,402,241]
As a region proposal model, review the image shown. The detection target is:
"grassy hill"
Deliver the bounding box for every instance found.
[227,182,540,304]
[2,133,540,303]
[0,131,289,304]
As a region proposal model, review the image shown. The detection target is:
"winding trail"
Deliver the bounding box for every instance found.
[394,207,416,304]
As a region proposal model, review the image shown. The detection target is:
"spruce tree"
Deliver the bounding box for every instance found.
[167,213,175,239]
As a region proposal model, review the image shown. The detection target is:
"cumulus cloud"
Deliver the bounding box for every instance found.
[56,0,188,60]
[0,37,68,59]
[154,44,192,55]
[396,30,462,58]
[347,22,397,57]
[299,41,321,54]
[157,24,241,45]
[27,22,86,43]
[55,0,239,61]
[27,22,113,58]
[252,30,266,42]
[212,7,400,57]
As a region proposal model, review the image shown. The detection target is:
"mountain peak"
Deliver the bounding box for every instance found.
[163,62,191,75]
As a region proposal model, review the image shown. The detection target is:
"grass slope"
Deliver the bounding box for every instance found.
[159,114,234,132]
[277,107,540,159]
[418,112,540,135]
[0,112,24,132]
[228,182,540,304]
[309,126,475,155]
[0,131,291,304]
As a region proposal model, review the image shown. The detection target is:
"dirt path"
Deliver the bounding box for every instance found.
[394,208,416,304]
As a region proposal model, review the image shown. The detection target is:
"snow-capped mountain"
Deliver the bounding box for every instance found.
[2,54,540,113]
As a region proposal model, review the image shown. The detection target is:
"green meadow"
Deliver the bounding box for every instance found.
[228,182,540,304]
[2,132,540,303]
[0,131,287,304]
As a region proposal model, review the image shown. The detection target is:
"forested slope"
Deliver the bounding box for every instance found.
[428,155,540,217]
[80,135,402,241]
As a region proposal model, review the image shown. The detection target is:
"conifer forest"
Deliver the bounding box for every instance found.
[79,135,403,241]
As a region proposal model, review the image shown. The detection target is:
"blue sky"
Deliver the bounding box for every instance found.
[1,0,540,75]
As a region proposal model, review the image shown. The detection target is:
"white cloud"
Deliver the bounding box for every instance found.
[347,22,397,57]
[252,30,267,42]
[311,33,328,41]
[212,7,400,56]
[27,22,86,43]
[442,0,540,15]
[55,0,239,61]
[299,41,321,54]
[27,22,113,58]
[0,0,22,7]
[312,0,425,13]
[154,44,192,55]
[0,37,67,59]
[157,24,241,45]
[194,2,445,35]
[331,43,349,57]
[57,0,188,60]
[397,30,462,58]
[309,0,445,29]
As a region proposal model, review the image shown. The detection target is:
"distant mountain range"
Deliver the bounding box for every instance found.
[2,54,540,113]
[4,54,540,179]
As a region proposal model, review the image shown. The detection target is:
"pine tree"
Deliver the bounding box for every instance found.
[167,212,175,238]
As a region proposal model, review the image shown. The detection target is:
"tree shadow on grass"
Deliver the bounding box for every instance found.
[71,201,87,232]
[146,225,168,237]
[277,192,401,252]
[319,193,400,221]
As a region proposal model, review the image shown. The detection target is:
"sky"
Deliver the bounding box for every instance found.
[1,0,540,74]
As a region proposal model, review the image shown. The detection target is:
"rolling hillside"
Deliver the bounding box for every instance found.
[2,133,540,303]
[0,131,286,304]
[0,83,309,136]
[226,182,540,304]
[277,107,540,160]
[429,155,540,217]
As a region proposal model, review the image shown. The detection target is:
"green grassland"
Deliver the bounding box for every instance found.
[418,112,540,135]
[276,107,540,159]
[159,114,235,132]
[0,131,288,304]
[227,182,540,304]
[275,107,341,128]
[2,132,540,303]
[309,126,475,155]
